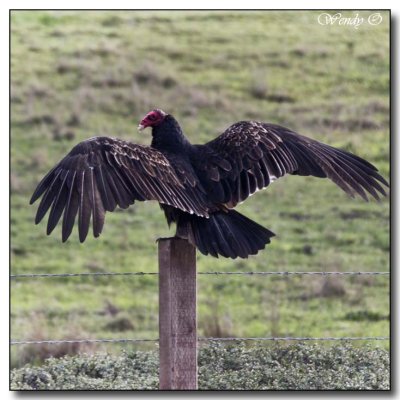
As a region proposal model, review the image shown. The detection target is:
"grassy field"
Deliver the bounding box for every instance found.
[11,10,390,372]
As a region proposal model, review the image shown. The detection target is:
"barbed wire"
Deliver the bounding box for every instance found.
[201,336,390,342]
[10,271,390,279]
[11,338,158,345]
[10,272,158,279]
[10,270,390,351]
[200,271,389,276]
[10,336,390,345]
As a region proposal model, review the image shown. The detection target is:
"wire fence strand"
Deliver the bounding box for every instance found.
[10,271,390,279]
[10,336,390,345]
[10,270,390,349]
[11,338,158,345]
[200,336,390,342]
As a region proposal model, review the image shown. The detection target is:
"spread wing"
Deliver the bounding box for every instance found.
[30,137,209,242]
[196,121,389,207]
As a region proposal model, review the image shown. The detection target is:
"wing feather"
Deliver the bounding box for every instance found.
[47,170,69,234]
[30,165,59,205]
[35,169,63,224]
[31,137,210,242]
[89,167,105,237]
[195,121,388,206]
[62,171,79,241]
[104,167,131,209]
[95,164,117,211]
[77,170,91,243]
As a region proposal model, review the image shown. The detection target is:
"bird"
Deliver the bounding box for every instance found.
[30,108,389,259]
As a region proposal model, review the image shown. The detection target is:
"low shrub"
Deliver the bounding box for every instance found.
[11,343,389,390]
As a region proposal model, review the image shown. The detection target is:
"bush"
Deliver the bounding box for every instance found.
[11,343,389,390]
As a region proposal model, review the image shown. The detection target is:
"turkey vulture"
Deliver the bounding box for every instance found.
[30,109,389,259]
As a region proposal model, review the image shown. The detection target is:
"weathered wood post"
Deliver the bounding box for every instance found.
[158,237,197,390]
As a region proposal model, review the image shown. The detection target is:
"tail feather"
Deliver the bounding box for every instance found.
[181,209,275,259]
[215,213,249,258]
[209,217,231,257]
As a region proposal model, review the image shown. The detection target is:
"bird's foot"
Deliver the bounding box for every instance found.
[155,236,175,243]
[156,235,190,243]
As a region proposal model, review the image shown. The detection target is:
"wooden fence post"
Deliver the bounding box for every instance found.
[158,237,197,390]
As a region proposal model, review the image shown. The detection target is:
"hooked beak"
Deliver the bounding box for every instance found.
[137,124,145,131]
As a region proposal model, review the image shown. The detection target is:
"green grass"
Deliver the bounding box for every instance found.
[11,10,390,373]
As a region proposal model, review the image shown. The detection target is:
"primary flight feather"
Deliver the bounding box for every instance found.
[31,109,389,258]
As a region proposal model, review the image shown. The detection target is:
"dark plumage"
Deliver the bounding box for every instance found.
[30,109,389,258]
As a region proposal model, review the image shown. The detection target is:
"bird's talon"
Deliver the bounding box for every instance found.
[155,237,172,243]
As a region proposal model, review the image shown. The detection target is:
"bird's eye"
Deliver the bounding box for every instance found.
[148,115,156,121]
